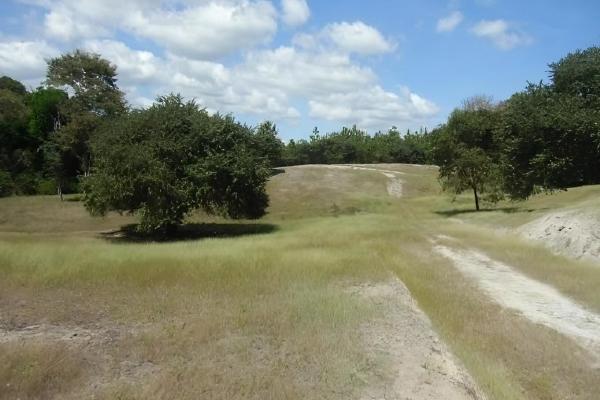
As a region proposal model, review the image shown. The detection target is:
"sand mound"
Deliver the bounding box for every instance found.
[518,210,600,264]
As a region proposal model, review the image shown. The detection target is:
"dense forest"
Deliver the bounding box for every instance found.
[0,45,598,229]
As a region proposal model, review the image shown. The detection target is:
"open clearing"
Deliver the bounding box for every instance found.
[2,164,600,399]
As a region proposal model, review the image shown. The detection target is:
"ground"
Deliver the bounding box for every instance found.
[1,164,600,399]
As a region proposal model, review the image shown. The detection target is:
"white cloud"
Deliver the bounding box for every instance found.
[0,40,58,84]
[34,0,279,59]
[293,21,396,56]
[281,0,310,27]
[129,1,278,60]
[471,19,532,50]
[325,21,395,55]
[436,11,463,33]
[7,2,438,131]
[309,86,438,129]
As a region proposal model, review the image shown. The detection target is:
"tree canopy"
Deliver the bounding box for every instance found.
[83,95,271,234]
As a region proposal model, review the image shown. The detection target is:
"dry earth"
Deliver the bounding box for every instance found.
[433,237,600,364]
[518,209,600,264]
[348,278,485,400]
[323,164,405,198]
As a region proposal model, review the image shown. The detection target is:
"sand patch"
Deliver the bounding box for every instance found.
[433,241,600,361]
[320,164,405,198]
[518,209,600,264]
[348,278,484,400]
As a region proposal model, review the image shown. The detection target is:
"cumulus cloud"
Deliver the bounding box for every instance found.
[281,0,310,27]
[293,21,395,56]
[325,21,396,55]
[129,1,278,60]
[6,1,438,130]
[471,19,532,50]
[309,86,438,128]
[436,11,463,33]
[35,0,278,59]
[0,40,58,83]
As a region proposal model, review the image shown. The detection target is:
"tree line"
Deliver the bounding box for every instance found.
[431,46,600,210]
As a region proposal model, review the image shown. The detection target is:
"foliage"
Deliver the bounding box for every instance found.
[0,170,12,197]
[253,121,284,167]
[499,47,600,199]
[0,76,26,96]
[433,101,503,210]
[28,87,68,140]
[46,49,126,117]
[281,125,435,166]
[83,95,271,234]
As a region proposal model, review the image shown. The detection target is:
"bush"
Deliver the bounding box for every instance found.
[0,170,13,197]
[12,173,38,195]
[36,178,57,195]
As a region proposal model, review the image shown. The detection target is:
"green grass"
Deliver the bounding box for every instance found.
[1,164,600,399]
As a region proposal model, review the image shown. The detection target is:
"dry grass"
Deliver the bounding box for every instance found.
[1,164,600,399]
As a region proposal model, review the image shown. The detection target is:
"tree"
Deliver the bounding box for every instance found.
[499,47,600,199]
[0,76,27,96]
[254,121,284,167]
[28,87,68,140]
[45,50,127,190]
[83,94,270,235]
[433,99,503,211]
[46,50,126,117]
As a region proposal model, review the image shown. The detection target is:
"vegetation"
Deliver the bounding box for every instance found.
[282,125,435,166]
[2,165,600,399]
[84,95,271,234]
[432,46,600,210]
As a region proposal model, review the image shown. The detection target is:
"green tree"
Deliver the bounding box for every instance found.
[499,47,600,198]
[433,98,503,211]
[0,76,27,96]
[45,50,127,191]
[254,121,284,167]
[84,95,270,235]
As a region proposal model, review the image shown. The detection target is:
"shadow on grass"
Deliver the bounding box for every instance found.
[434,206,543,217]
[101,222,279,243]
[271,168,286,176]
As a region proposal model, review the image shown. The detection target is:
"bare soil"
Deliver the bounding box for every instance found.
[348,278,485,400]
[433,238,600,364]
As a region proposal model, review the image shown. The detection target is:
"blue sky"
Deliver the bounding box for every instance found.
[1,0,598,140]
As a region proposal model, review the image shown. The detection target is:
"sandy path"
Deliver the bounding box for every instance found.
[433,240,600,358]
[322,164,404,198]
[350,278,484,400]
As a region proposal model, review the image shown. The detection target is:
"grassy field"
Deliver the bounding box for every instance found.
[1,164,600,399]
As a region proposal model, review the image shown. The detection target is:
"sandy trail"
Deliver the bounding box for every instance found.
[350,278,484,400]
[433,239,600,359]
[322,164,405,198]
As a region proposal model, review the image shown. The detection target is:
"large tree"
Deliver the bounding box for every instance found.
[433,97,503,211]
[499,47,600,199]
[83,95,270,235]
[45,50,127,194]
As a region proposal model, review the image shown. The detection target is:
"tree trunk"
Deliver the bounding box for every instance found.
[473,186,480,211]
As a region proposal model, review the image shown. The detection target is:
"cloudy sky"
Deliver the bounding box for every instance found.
[0,1,598,139]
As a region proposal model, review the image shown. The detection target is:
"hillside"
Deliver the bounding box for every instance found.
[1,165,600,400]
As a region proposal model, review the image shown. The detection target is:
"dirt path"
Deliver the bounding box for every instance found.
[433,239,600,360]
[349,278,485,400]
[323,164,405,198]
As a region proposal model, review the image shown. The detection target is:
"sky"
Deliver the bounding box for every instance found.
[0,0,599,140]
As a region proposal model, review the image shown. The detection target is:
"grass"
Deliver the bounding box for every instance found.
[1,164,600,399]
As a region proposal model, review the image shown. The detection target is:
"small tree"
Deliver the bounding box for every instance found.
[433,98,503,211]
[254,121,284,167]
[83,95,270,235]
